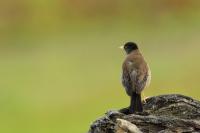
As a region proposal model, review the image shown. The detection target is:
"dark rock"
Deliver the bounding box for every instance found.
[88,94,200,133]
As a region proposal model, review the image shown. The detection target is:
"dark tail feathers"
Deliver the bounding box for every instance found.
[129,92,143,113]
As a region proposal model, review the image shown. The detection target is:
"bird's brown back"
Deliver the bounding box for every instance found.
[122,50,150,94]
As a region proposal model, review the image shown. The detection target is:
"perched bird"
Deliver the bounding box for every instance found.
[120,42,151,113]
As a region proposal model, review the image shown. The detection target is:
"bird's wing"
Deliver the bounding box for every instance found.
[127,60,149,94]
[130,69,148,94]
[122,64,133,96]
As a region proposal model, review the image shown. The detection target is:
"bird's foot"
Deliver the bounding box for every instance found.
[142,96,149,104]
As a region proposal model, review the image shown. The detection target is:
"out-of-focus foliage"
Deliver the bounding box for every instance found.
[0,0,200,133]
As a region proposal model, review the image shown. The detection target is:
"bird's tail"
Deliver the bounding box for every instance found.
[129,92,143,113]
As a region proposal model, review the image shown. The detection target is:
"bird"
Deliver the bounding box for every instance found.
[120,42,151,113]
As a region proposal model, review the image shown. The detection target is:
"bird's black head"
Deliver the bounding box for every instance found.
[123,42,138,54]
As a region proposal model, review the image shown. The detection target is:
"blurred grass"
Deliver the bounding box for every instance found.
[1,0,200,133]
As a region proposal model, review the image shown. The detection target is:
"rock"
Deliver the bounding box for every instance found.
[88,94,200,133]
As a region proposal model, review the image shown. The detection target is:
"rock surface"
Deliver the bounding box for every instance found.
[88,94,200,133]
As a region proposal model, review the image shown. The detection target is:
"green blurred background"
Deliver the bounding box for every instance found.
[0,0,200,132]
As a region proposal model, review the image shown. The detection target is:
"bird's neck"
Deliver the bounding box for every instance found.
[126,49,140,55]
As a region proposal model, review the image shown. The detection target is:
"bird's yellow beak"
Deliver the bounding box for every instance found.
[119,46,124,49]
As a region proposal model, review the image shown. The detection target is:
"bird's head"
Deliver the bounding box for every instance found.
[120,42,138,54]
